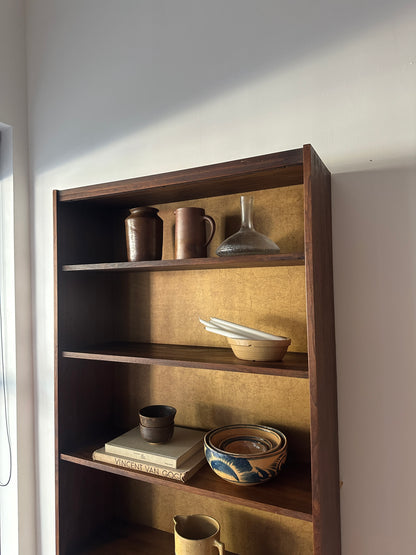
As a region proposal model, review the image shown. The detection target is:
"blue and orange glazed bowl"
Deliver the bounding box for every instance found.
[204,424,287,486]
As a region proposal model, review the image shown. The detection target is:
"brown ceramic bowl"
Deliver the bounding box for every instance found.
[138,405,176,443]
[139,405,177,426]
[139,422,174,444]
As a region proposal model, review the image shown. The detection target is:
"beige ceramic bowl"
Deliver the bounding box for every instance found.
[227,337,291,361]
[204,424,288,485]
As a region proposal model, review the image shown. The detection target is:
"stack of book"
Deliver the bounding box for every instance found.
[93,426,206,483]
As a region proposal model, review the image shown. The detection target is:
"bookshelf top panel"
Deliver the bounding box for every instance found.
[57,148,304,207]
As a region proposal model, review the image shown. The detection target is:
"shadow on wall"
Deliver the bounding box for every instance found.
[332,166,416,553]
[27,0,416,173]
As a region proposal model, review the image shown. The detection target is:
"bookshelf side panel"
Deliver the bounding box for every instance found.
[303,145,341,555]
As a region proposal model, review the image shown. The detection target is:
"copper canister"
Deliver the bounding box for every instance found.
[125,206,163,261]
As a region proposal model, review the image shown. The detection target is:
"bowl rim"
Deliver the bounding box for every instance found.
[139,404,177,417]
[139,404,177,427]
[204,424,287,458]
[227,337,291,347]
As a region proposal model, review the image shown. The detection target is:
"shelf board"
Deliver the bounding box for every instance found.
[76,521,238,555]
[62,342,309,379]
[62,253,305,273]
[57,148,304,206]
[61,447,312,523]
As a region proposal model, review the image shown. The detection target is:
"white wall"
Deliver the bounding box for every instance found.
[25,1,416,554]
[0,0,36,554]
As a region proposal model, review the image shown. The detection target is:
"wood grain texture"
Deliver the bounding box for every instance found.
[58,462,116,555]
[61,448,312,521]
[62,342,308,378]
[58,149,304,206]
[77,522,238,555]
[76,523,178,555]
[303,144,341,554]
[62,253,305,272]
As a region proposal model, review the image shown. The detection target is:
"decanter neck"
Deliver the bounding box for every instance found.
[240,196,254,229]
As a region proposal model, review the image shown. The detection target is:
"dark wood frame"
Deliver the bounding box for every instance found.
[54,144,340,554]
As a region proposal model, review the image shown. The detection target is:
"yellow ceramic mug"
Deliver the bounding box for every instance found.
[173,514,225,554]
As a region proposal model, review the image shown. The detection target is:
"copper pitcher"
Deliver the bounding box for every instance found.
[174,207,215,259]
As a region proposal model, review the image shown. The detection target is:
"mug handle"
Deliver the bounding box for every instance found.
[214,539,225,554]
[203,215,216,247]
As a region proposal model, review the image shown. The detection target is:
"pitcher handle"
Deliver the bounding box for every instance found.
[214,539,225,554]
[203,215,216,247]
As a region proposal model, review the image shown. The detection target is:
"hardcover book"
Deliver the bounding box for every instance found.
[104,426,205,468]
[92,447,206,483]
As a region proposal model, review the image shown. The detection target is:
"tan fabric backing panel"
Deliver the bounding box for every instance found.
[122,183,306,350]
[113,184,310,553]
[118,365,311,462]
[118,480,313,555]
[156,184,304,258]
[124,265,307,352]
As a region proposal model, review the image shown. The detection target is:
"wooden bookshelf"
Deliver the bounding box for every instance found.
[54,145,340,554]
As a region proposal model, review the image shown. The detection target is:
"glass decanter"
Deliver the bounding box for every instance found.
[216,195,280,256]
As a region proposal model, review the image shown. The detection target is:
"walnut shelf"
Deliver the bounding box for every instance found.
[61,253,305,272]
[61,446,312,522]
[74,523,174,555]
[62,342,309,379]
[54,145,340,554]
[75,522,238,555]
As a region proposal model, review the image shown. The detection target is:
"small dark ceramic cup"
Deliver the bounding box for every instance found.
[139,405,176,444]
